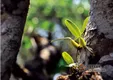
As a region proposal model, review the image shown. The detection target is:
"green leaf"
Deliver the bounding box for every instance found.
[81,17,90,34]
[71,39,81,48]
[62,52,74,65]
[79,37,86,47]
[65,19,81,38]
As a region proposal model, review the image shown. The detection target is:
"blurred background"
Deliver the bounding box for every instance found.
[14,0,90,80]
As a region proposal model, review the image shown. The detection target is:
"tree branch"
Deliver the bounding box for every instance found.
[1,0,30,80]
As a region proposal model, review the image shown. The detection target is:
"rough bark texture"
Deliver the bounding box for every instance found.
[1,0,29,80]
[84,0,113,79]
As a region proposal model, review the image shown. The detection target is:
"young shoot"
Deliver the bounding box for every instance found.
[52,17,91,52]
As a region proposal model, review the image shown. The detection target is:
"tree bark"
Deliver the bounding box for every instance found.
[85,0,113,79]
[1,0,30,80]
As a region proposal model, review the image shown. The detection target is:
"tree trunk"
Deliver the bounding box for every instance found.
[85,0,113,79]
[1,0,29,80]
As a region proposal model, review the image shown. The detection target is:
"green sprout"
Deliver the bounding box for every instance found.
[62,52,79,68]
[64,17,95,63]
[52,17,93,64]
[62,52,86,73]
[52,17,89,49]
[64,17,89,48]
[62,51,74,65]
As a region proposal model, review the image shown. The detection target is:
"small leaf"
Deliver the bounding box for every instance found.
[62,52,74,65]
[79,37,86,47]
[65,19,81,38]
[71,39,81,48]
[81,17,90,34]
